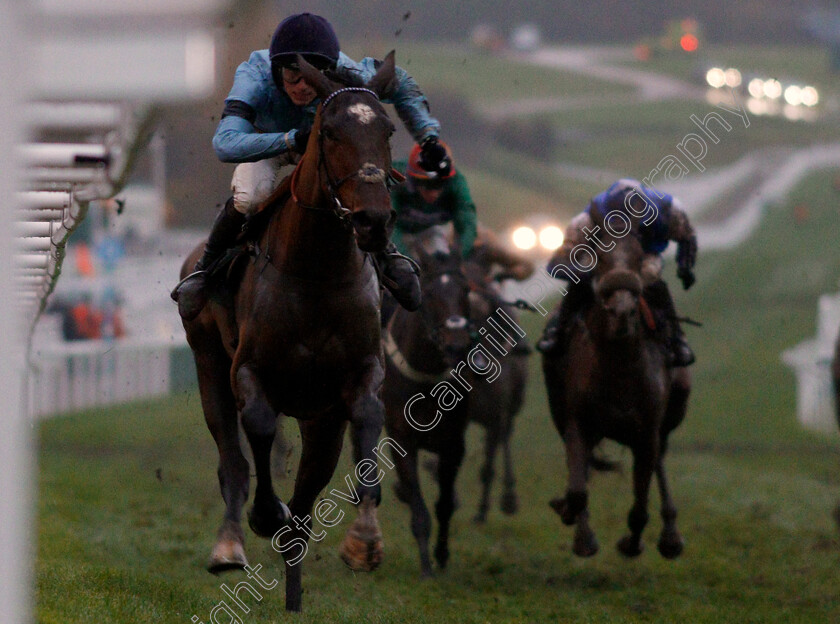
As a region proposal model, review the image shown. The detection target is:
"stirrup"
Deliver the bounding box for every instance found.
[170,269,207,302]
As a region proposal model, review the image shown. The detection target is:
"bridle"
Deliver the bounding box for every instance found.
[290,87,400,225]
[417,266,475,348]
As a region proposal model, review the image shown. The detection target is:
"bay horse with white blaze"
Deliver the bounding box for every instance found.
[179,54,399,612]
[542,212,691,559]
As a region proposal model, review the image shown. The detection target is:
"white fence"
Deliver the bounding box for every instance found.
[782,292,840,433]
[29,336,193,419]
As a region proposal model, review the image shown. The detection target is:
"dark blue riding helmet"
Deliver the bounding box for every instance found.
[269,13,340,71]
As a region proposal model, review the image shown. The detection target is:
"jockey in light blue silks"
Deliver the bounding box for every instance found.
[537,179,698,367]
[172,12,451,320]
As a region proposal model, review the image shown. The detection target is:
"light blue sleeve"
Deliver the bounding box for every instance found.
[337,54,441,144]
[212,115,297,163]
[212,50,300,163]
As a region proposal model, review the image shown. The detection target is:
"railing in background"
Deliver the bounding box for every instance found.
[29,335,195,418]
[782,292,840,433]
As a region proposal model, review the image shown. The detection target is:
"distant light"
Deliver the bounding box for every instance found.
[539,226,564,250]
[724,68,742,87]
[783,85,802,106]
[747,97,768,116]
[763,79,782,99]
[706,67,725,88]
[680,33,699,52]
[783,104,805,122]
[747,78,765,98]
[801,86,819,107]
[512,226,537,250]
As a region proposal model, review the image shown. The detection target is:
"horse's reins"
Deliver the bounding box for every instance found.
[290,87,404,225]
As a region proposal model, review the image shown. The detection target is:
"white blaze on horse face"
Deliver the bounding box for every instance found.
[347,102,376,125]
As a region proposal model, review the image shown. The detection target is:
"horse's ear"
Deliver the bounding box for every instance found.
[297,54,336,100]
[367,50,398,99]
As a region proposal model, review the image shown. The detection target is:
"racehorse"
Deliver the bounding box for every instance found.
[179,54,399,612]
[462,257,529,523]
[541,214,691,559]
[382,243,474,576]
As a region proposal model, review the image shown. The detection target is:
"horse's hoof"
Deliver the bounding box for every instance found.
[572,527,599,558]
[207,539,248,574]
[549,497,575,526]
[340,498,384,572]
[657,533,684,559]
[472,511,488,524]
[339,534,384,572]
[617,535,645,558]
[247,498,292,538]
[500,492,519,515]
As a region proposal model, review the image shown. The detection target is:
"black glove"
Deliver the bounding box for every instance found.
[676,235,697,290]
[677,266,695,290]
[418,137,452,177]
[292,125,311,154]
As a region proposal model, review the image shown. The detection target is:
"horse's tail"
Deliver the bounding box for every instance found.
[589,452,621,473]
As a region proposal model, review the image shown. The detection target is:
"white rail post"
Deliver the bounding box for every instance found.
[1,1,32,622]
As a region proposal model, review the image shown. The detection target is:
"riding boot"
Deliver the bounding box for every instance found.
[376,242,422,311]
[171,197,246,321]
[536,282,592,354]
[644,280,695,367]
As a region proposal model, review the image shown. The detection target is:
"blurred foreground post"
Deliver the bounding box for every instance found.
[0,3,31,623]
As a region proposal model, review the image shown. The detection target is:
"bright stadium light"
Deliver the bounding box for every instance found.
[748,78,765,98]
[511,226,537,250]
[705,67,725,88]
[763,79,782,99]
[800,86,819,107]
[724,67,742,87]
[539,225,564,250]
[784,85,802,106]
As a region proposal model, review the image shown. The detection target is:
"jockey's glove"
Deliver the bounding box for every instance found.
[676,235,697,290]
[292,125,311,154]
[419,137,451,177]
[677,266,696,290]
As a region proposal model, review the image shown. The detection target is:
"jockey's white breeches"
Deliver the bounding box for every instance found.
[230,153,297,216]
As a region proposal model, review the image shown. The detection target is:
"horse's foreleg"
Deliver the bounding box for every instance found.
[278,415,347,613]
[193,340,250,573]
[549,418,598,557]
[339,357,386,572]
[655,436,684,559]
[434,437,465,570]
[500,411,519,516]
[474,427,499,524]
[617,435,658,558]
[234,365,290,538]
[392,446,434,576]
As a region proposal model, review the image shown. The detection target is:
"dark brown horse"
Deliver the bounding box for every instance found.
[462,257,529,523]
[542,217,691,559]
[179,54,399,612]
[382,244,474,576]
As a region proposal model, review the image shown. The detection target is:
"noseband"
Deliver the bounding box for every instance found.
[291,87,397,225]
[418,268,475,348]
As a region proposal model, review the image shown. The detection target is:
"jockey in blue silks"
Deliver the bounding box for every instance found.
[537,179,698,367]
[172,12,449,320]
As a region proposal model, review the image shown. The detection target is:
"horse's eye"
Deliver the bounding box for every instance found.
[322,127,337,141]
